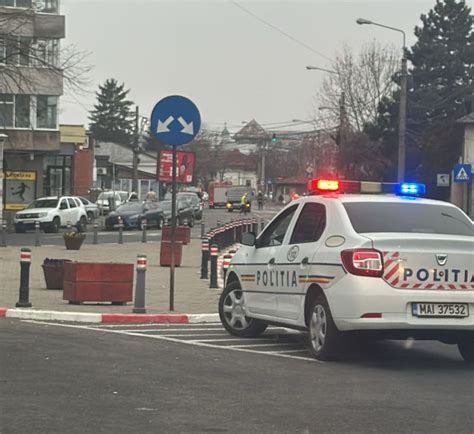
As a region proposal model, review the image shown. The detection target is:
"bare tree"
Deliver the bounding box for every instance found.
[316,41,399,132]
[0,7,91,95]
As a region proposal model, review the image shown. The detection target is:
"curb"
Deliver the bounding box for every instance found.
[0,308,219,324]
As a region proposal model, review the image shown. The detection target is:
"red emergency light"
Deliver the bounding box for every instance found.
[307,179,340,192]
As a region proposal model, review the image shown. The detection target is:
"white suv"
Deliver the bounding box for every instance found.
[14,196,88,233]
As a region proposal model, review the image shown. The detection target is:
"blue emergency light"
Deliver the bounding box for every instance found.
[398,183,426,196]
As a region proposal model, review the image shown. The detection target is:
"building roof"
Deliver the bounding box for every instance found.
[233,119,270,141]
[457,113,474,124]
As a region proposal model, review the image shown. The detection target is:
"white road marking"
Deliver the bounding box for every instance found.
[22,320,318,363]
[228,342,302,349]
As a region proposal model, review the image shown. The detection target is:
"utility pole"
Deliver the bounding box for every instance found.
[132,106,140,193]
[398,58,408,182]
[260,139,267,195]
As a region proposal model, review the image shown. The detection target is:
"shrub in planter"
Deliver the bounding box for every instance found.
[63,231,86,250]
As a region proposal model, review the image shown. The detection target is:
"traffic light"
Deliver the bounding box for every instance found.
[271,133,277,143]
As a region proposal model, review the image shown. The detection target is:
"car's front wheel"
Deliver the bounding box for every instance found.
[307,294,344,361]
[46,217,60,234]
[188,216,195,228]
[219,281,267,338]
[77,216,87,233]
[458,337,474,363]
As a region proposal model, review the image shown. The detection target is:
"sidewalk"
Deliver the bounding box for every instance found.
[0,240,220,317]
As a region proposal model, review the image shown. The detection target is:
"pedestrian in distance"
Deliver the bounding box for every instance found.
[145,189,157,202]
[240,192,249,214]
[257,191,264,210]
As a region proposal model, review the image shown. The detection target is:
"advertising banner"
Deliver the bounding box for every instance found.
[158,150,195,184]
[5,171,36,210]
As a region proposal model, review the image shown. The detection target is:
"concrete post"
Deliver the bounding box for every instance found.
[34,221,40,247]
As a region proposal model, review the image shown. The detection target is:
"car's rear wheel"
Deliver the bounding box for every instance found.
[219,281,267,338]
[86,211,94,223]
[458,337,474,363]
[307,294,344,361]
[157,217,164,229]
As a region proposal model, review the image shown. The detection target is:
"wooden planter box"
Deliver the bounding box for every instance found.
[162,226,191,245]
[160,241,183,267]
[63,262,133,304]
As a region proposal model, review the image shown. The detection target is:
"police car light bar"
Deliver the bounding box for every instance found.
[308,179,426,196]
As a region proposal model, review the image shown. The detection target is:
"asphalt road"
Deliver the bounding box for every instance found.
[1,318,473,434]
[4,207,278,247]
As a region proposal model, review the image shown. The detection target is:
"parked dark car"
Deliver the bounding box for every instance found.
[105,201,159,230]
[177,192,203,220]
[143,199,194,228]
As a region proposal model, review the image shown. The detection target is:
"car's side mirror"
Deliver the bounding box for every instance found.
[241,232,256,247]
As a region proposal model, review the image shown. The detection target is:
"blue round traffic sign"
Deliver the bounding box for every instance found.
[150,95,201,146]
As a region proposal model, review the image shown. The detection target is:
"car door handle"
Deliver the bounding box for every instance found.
[301,257,309,266]
[268,258,276,266]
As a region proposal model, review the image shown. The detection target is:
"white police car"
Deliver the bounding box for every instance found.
[218,180,474,362]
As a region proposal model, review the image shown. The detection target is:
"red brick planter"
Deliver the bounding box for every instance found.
[160,240,183,267]
[162,226,191,245]
[63,262,133,304]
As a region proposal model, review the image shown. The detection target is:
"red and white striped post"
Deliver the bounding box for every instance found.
[222,254,232,284]
[16,248,32,308]
[201,237,210,279]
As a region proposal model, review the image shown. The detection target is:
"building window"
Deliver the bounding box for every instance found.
[32,39,59,67]
[0,0,32,7]
[0,94,14,127]
[15,95,30,128]
[36,96,57,129]
[38,0,58,13]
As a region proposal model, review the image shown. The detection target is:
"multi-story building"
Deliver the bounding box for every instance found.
[0,0,64,221]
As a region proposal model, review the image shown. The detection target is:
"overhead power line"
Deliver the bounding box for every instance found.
[230,0,332,63]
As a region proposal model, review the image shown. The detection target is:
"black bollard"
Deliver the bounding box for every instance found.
[200,237,209,279]
[200,221,205,238]
[34,221,41,247]
[118,217,124,244]
[16,248,32,308]
[1,221,6,247]
[141,219,147,243]
[93,222,99,245]
[209,244,219,289]
[133,255,147,314]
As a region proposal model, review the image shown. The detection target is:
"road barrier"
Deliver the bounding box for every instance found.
[133,255,147,314]
[16,248,32,308]
[222,254,232,283]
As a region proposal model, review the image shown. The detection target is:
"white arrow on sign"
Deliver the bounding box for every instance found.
[157,116,174,133]
[178,116,194,135]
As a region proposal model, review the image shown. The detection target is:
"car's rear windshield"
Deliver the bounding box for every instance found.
[28,199,58,209]
[343,202,474,237]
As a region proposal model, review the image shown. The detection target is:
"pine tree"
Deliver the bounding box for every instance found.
[366,0,473,195]
[89,78,135,144]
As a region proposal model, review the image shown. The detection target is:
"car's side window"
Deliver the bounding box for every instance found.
[257,205,298,248]
[79,197,88,205]
[68,198,77,208]
[59,200,68,210]
[290,202,326,244]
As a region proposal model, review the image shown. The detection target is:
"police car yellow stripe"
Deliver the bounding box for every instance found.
[299,275,334,284]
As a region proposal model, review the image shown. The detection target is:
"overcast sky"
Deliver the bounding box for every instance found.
[61,0,434,133]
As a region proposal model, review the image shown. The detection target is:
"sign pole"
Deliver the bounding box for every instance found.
[170,145,177,311]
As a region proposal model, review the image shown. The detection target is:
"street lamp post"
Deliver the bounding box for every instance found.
[0,133,8,225]
[357,18,407,182]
